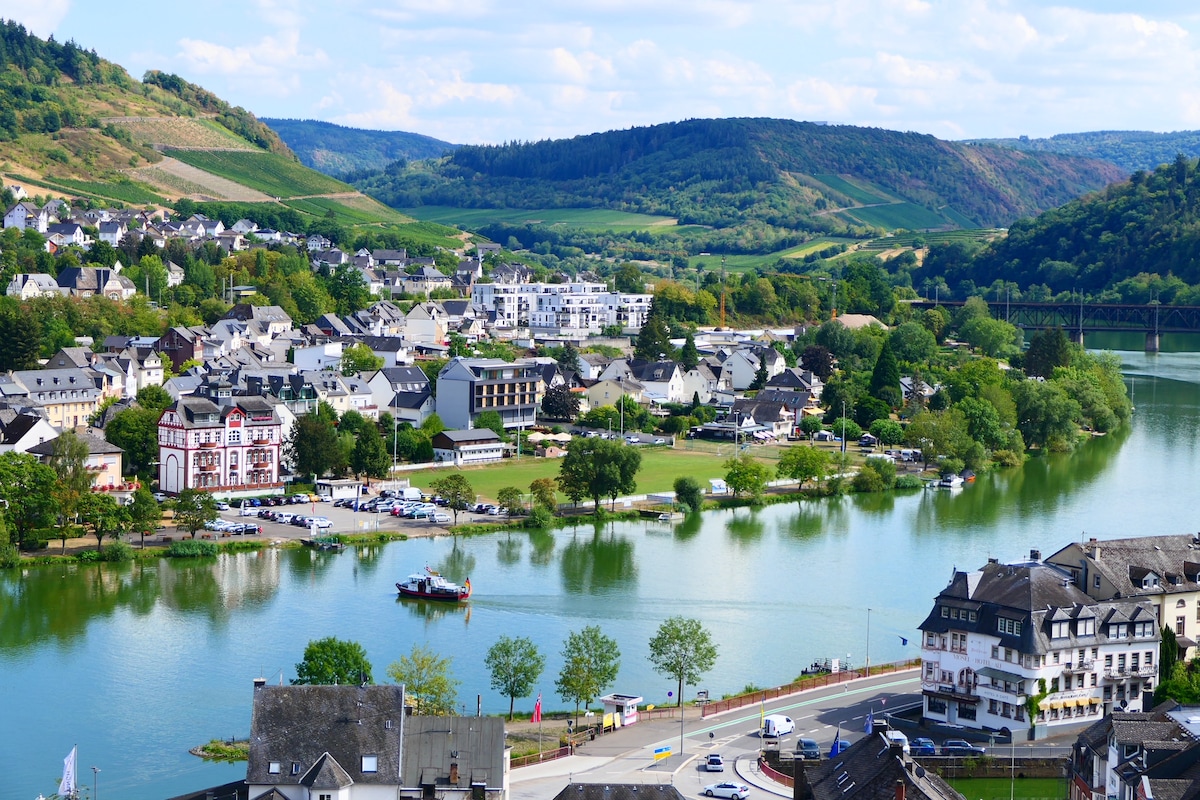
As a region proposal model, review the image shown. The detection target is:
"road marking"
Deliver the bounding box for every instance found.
[647,675,919,749]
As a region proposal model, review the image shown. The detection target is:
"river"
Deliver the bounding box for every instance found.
[2,345,1198,800]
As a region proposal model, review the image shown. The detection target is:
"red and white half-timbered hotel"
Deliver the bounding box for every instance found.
[157,378,284,496]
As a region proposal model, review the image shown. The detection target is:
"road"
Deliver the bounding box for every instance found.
[509,670,922,800]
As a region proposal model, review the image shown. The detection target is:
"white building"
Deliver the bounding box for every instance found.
[472,281,652,334]
[920,554,1160,738]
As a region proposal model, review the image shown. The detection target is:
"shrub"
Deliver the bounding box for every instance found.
[0,543,19,568]
[76,549,101,562]
[852,459,896,493]
[993,449,1025,467]
[166,540,220,558]
[526,507,553,529]
[894,475,924,490]
[674,476,704,512]
[102,541,134,562]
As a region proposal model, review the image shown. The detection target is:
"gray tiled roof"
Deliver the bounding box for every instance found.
[551,786,688,800]
[798,731,963,800]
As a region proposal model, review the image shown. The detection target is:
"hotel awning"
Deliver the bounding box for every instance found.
[977,666,1024,684]
[1062,699,1078,708]
[1089,697,1101,705]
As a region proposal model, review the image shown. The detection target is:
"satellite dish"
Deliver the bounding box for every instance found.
[915,766,926,778]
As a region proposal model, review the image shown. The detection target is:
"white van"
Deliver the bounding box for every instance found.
[883,729,910,754]
[399,487,423,501]
[762,714,795,737]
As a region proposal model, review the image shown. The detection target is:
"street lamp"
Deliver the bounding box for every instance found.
[91,766,100,800]
[865,607,871,677]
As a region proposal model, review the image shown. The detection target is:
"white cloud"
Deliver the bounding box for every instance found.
[175,29,328,94]
[0,0,70,38]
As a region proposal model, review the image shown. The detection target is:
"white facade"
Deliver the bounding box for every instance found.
[473,281,652,334]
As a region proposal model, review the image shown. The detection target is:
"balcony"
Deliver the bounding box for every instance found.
[253,461,270,469]
[1104,666,1157,679]
[199,442,219,449]
[252,438,270,445]
[1063,661,1096,674]
[922,683,981,704]
[199,464,217,472]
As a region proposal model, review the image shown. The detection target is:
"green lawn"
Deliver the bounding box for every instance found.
[164,148,352,198]
[402,447,737,504]
[946,777,1067,800]
[402,205,677,232]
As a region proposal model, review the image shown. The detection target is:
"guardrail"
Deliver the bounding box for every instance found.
[701,660,921,717]
[511,746,571,769]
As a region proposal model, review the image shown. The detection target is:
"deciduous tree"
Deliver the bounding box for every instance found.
[541,383,580,420]
[387,643,460,715]
[723,454,770,501]
[647,616,718,707]
[529,478,558,512]
[555,625,620,724]
[776,445,830,488]
[557,437,641,513]
[0,452,57,548]
[485,636,546,720]
[173,488,217,539]
[430,473,474,524]
[293,637,373,685]
[351,420,390,478]
[497,486,524,515]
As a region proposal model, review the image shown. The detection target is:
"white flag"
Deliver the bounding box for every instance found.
[60,746,77,798]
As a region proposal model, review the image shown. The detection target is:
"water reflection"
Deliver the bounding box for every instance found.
[395,595,472,626]
[433,542,476,583]
[354,544,385,576]
[676,512,703,540]
[559,522,637,593]
[726,509,765,541]
[780,504,824,540]
[526,528,556,567]
[497,534,523,565]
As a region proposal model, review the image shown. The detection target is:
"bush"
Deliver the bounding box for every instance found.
[0,543,19,568]
[993,449,1025,467]
[526,507,553,529]
[852,459,896,492]
[76,549,101,562]
[102,541,134,562]
[166,540,220,558]
[894,475,924,490]
[674,476,704,512]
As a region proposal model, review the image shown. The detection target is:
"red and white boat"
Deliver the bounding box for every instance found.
[396,568,471,602]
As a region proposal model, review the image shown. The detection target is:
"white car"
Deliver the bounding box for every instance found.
[215,502,230,511]
[152,491,169,502]
[430,512,451,524]
[309,516,333,529]
[704,783,750,800]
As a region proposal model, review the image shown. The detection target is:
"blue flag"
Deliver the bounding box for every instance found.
[864,711,874,734]
[829,726,841,757]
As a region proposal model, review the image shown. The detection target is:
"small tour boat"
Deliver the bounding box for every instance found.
[396,568,471,602]
[938,473,965,489]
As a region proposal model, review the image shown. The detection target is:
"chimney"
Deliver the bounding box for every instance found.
[1086,538,1100,560]
[1030,549,1041,562]
[449,763,459,785]
[895,780,906,800]
[253,677,267,690]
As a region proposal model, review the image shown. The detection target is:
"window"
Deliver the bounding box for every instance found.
[291,762,300,775]
[1053,651,1061,664]
[1178,599,1187,608]
[925,662,937,680]
[1052,621,1069,638]
[268,762,281,774]
[1094,575,1101,588]
[1079,618,1095,636]
[927,697,947,714]
[1178,616,1186,635]
[320,795,332,800]
[362,755,378,773]
[997,618,1022,636]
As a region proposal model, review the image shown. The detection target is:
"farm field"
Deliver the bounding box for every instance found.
[859,229,1004,250]
[284,196,414,226]
[403,205,677,231]
[7,172,165,205]
[839,202,954,230]
[133,156,274,202]
[164,148,352,198]
[813,173,894,205]
[102,116,256,149]
[686,239,854,272]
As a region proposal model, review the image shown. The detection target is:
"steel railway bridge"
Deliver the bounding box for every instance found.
[906,300,1200,351]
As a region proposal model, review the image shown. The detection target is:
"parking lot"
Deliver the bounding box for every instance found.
[209,493,513,541]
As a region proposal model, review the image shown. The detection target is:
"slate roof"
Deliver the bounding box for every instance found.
[247,685,404,787]
[798,730,963,800]
[1048,534,1200,598]
[400,716,506,789]
[433,429,502,446]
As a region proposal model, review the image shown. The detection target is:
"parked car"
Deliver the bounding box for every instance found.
[152,491,168,502]
[703,783,750,799]
[910,737,936,756]
[309,516,333,529]
[215,502,230,511]
[275,513,295,525]
[240,506,258,517]
[430,512,451,524]
[653,438,666,445]
[796,739,821,760]
[705,754,725,772]
[941,739,985,756]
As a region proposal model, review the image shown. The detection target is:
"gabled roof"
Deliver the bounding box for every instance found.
[299,752,354,790]
[552,786,688,800]
[247,685,404,787]
[798,730,962,800]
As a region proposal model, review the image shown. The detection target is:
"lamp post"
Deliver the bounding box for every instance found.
[91,766,100,800]
[865,607,871,677]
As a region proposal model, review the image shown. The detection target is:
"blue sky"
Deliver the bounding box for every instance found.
[6,0,1200,146]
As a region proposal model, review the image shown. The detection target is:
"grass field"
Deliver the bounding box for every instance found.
[839,202,953,230]
[401,447,754,504]
[859,229,1003,250]
[946,777,1067,800]
[284,196,416,226]
[7,172,166,205]
[403,205,677,232]
[164,148,352,198]
[814,174,894,205]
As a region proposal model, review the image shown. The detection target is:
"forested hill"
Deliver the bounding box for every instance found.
[354,118,1125,231]
[262,118,456,178]
[923,155,1200,299]
[972,130,1200,175]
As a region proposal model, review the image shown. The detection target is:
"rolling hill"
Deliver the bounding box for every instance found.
[971,130,1200,175]
[354,118,1126,238]
[261,118,456,178]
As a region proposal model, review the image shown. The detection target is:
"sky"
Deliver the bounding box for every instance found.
[5,0,1200,146]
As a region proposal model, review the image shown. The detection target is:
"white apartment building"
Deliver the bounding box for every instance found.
[472,282,652,334]
[919,554,1160,738]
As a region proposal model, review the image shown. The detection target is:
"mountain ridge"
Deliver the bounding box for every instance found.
[261,118,456,178]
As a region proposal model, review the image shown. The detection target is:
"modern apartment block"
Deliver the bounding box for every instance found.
[435,357,542,430]
[472,281,652,334]
[919,554,1161,738]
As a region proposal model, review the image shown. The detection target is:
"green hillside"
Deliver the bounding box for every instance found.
[355,118,1124,234]
[972,130,1200,174]
[163,148,352,198]
[262,118,456,178]
[918,155,1200,302]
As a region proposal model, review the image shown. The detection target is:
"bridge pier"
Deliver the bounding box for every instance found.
[1070,330,1084,347]
[1146,332,1160,353]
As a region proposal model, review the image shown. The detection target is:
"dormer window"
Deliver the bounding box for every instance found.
[362,755,378,773]
[1051,621,1070,638]
[291,762,300,774]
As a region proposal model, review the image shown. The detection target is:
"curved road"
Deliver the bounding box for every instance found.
[510,670,922,800]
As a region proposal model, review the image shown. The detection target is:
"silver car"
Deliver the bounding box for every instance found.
[704,783,750,800]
